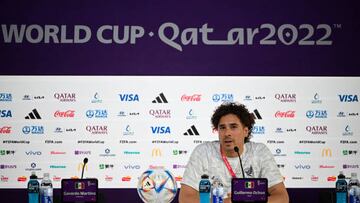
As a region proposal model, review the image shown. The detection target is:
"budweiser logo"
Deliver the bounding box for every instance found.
[54,110,75,118]
[275,111,295,118]
[0,126,11,134]
[181,94,201,101]
[50,151,66,155]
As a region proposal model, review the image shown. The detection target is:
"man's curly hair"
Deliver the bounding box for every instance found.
[211,102,255,143]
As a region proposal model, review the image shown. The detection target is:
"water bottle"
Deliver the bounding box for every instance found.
[28,172,40,203]
[335,171,347,203]
[199,174,211,203]
[40,173,53,203]
[348,172,360,203]
[212,177,224,203]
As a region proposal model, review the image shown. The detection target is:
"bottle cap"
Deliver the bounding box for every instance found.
[201,174,209,179]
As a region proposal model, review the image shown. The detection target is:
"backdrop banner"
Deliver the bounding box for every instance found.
[0,0,359,76]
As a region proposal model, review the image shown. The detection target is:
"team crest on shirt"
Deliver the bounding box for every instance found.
[245,166,254,177]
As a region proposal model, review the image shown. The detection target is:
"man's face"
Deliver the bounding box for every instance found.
[217,113,249,155]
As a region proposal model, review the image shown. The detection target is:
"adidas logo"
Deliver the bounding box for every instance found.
[183,125,199,136]
[152,93,168,103]
[25,109,42,119]
[251,109,262,119]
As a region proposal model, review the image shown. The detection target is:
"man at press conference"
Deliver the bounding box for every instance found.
[179,102,289,203]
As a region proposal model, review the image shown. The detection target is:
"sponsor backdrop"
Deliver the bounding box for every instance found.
[1,1,360,202]
[0,76,359,190]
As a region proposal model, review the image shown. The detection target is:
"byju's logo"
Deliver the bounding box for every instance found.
[152,93,168,103]
[0,110,12,118]
[86,110,107,118]
[151,126,171,134]
[339,94,358,102]
[25,109,41,119]
[0,93,12,102]
[306,110,327,118]
[118,94,139,102]
[183,125,199,136]
[212,93,233,102]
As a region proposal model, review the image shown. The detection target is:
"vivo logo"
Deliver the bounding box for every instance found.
[339,95,358,102]
[124,164,140,170]
[25,151,42,155]
[295,164,311,169]
[119,94,139,102]
[151,126,171,134]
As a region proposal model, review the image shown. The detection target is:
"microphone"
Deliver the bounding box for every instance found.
[234,146,245,178]
[81,158,88,179]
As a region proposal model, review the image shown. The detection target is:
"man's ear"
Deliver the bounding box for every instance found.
[244,127,249,137]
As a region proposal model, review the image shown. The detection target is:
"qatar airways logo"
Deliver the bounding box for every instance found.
[86,125,108,135]
[274,93,296,102]
[275,111,295,118]
[0,126,11,134]
[306,126,328,135]
[149,109,171,118]
[181,94,201,102]
[54,110,75,118]
[54,93,76,102]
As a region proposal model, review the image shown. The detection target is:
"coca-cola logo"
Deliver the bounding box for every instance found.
[0,126,11,134]
[54,110,75,118]
[181,94,201,102]
[275,111,295,118]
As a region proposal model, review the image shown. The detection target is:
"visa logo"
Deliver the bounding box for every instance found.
[339,95,358,102]
[25,151,42,155]
[151,126,171,134]
[119,94,139,102]
[295,164,311,169]
[0,110,12,118]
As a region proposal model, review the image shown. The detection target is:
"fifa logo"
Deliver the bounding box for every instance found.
[322,148,332,157]
[152,148,162,157]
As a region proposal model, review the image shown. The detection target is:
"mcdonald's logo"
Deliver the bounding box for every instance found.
[152,148,162,157]
[77,163,88,171]
[322,148,332,157]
